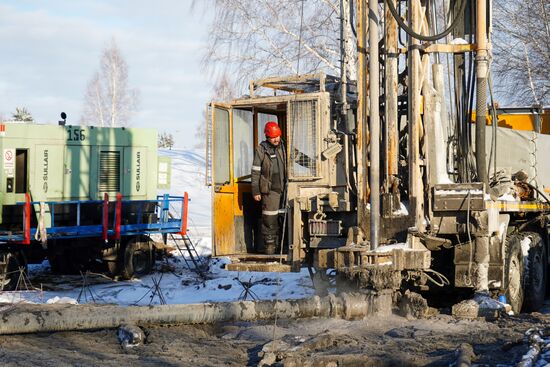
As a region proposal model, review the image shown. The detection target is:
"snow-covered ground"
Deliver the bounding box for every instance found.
[0,149,314,306]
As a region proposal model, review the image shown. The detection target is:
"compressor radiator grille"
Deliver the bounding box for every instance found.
[99,151,121,192]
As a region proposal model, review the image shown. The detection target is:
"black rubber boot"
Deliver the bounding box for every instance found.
[264,241,276,255]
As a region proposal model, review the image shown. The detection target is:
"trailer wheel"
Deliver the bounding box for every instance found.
[0,252,24,291]
[522,232,547,312]
[101,241,121,276]
[121,236,153,279]
[106,259,120,276]
[504,234,524,314]
[48,250,71,274]
[48,240,82,274]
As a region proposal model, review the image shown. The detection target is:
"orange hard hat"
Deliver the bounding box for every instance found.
[264,121,281,138]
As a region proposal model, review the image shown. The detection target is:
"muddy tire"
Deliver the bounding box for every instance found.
[0,252,24,291]
[522,232,547,312]
[121,236,154,279]
[106,258,120,276]
[48,250,73,274]
[101,242,121,276]
[504,234,525,314]
[48,240,84,274]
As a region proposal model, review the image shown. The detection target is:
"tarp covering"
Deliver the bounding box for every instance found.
[487,126,550,189]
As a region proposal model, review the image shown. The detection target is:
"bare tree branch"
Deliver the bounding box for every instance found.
[81,39,140,127]
[12,107,34,122]
[523,44,540,105]
[493,0,550,105]
[198,0,340,92]
[195,73,237,149]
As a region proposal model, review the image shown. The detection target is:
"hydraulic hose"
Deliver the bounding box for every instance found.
[525,181,550,206]
[385,0,467,42]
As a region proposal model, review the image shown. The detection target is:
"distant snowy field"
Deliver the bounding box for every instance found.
[157,148,212,246]
[0,149,314,306]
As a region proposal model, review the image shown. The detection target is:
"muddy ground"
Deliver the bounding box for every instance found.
[0,308,548,366]
[0,268,548,366]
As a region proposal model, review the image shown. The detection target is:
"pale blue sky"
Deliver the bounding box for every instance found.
[0,0,212,148]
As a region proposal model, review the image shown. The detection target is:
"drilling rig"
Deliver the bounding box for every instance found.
[208,0,550,314]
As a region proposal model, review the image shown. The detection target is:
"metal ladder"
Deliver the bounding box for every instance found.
[167,233,206,277]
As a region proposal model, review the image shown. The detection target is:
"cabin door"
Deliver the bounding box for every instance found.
[211,105,236,256]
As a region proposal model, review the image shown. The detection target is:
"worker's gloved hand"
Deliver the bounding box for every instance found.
[254,195,261,202]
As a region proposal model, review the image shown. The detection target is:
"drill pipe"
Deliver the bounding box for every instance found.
[0,292,392,335]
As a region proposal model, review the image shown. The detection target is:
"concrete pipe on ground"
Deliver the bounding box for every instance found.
[0,292,393,335]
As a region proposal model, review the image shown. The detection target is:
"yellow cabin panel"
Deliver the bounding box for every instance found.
[234,183,251,216]
[213,193,235,256]
[471,109,550,133]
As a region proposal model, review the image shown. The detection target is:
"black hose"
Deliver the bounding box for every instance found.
[487,71,499,180]
[350,0,357,38]
[397,1,406,47]
[467,53,476,180]
[385,0,467,42]
[525,182,550,205]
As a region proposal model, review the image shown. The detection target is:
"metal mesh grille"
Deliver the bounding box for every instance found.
[205,104,213,186]
[99,151,120,192]
[289,100,318,178]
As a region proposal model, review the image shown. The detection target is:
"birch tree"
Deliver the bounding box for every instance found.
[493,0,550,105]
[199,0,342,91]
[81,39,140,127]
[12,107,34,122]
[159,132,175,149]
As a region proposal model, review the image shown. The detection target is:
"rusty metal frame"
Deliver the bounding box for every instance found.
[249,73,332,97]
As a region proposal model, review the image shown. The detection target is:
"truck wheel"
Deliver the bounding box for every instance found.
[522,232,547,312]
[48,250,70,274]
[121,236,153,279]
[504,234,524,314]
[48,240,80,274]
[0,252,23,291]
[101,241,121,276]
[106,259,120,276]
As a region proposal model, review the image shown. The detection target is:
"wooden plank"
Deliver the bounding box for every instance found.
[250,73,328,96]
[422,44,476,53]
[226,263,292,272]
[224,254,286,261]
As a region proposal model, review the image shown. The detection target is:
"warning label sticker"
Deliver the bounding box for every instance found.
[4,148,15,177]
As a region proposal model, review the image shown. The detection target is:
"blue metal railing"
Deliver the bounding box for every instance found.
[0,195,186,243]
